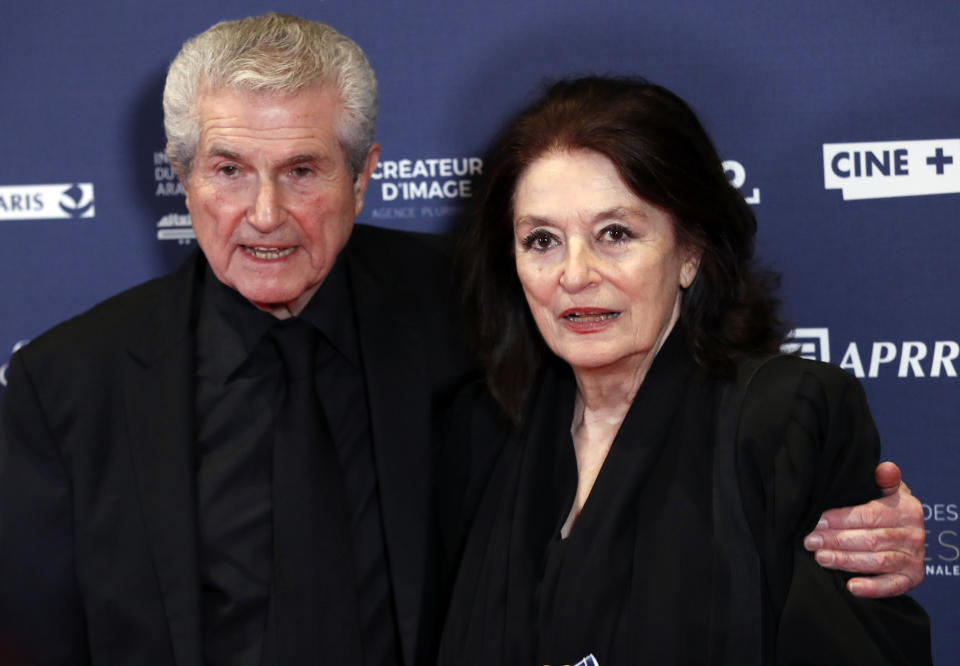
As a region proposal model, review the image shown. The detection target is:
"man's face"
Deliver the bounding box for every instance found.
[181,84,378,317]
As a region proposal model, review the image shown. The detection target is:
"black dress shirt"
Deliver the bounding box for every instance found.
[195,258,402,666]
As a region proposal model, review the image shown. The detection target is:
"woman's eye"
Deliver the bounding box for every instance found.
[601,224,632,243]
[522,230,557,251]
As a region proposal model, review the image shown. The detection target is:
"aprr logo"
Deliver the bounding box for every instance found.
[823,139,959,200]
[781,327,830,362]
[0,183,95,221]
[783,328,959,378]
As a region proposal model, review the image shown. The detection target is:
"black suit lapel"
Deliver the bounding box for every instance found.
[349,252,432,666]
[123,254,203,666]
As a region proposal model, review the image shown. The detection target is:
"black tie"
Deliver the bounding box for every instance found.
[265,318,363,664]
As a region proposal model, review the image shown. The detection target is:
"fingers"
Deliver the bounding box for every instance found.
[805,487,926,595]
[874,461,903,497]
[810,545,915,574]
[805,463,927,595]
[805,524,926,596]
[804,525,924,554]
[845,574,914,598]
[809,544,924,596]
[817,504,887,530]
[816,488,924,530]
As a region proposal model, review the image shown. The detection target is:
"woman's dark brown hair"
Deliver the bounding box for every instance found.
[460,76,785,420]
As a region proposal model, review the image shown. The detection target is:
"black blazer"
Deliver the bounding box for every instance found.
[0,224,473,666]
[437,351,931,665]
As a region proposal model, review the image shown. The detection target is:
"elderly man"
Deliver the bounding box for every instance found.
[0,12,925,666]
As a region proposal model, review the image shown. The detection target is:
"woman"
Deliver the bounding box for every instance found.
[439,77,931,665]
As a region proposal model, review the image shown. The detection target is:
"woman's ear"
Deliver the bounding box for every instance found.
[680,250,701,289]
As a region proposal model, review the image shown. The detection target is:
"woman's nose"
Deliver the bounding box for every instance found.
[559,241,600,292]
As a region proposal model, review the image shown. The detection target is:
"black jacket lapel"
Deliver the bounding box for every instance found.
[123,253,203,666]
[349,252,430,666]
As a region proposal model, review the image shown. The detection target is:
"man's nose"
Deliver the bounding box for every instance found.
[246,179,285,232]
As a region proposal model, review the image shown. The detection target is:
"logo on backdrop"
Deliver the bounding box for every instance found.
[0,184,95,221]
[363,155,760,224]
[722,160,761,205]
[924,502,960,578]
[153,151,185,198]
[151,150,193,244]
[157,213,194,244]
[0,339,30,388]
[372,156,482,201]
[783,328,959,379]
[823,138,960,200]
[367,155,482,223]
[782,327,832,361]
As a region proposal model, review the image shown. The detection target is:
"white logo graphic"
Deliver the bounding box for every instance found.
[0,184,95,221]
[153,151,185,197]
[0,339,30,388]
[782,328,830,362]
[823,139,960,200]
[371,156,482,203]
[784,328,959,378]
[157,213,194,243]
[722,160,760,205]
[923,502,960,578]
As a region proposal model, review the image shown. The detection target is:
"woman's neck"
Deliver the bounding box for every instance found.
[561,321,676,538]
[572,355,650,427]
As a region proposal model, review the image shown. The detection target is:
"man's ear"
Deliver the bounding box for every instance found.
[353,143,380,216]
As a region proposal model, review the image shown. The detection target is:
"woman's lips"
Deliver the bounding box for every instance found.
[559,308,621,332]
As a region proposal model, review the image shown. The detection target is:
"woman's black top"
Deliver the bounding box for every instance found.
[437,331,931,665]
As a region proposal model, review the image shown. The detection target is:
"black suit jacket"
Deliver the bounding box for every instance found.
[0,224,473,666]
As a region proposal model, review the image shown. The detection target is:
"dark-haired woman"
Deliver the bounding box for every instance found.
[438,77,931,665]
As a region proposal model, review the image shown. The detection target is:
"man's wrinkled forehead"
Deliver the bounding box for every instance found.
[194,83,347,151]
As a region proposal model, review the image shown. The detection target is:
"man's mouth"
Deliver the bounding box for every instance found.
[242,245,296,260]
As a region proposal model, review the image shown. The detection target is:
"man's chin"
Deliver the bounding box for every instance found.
[236,284,317,318]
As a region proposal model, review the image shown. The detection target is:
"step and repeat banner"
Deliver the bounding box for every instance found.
[1,1,957,660]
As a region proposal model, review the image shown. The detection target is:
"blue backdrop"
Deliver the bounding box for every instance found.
[1,1,957,661]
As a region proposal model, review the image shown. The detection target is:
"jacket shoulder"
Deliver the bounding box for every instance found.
[733,353,880,512]
[739,354,862,407]
[15,255,197,371]
[346,224,454,279]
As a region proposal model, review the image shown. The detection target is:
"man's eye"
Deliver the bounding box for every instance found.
[290,166,313,178]
[218,165,239,177]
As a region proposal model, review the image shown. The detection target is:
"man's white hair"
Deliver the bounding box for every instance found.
[163,12,377,179]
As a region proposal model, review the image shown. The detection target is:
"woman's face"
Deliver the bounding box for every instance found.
[513,149,700,376]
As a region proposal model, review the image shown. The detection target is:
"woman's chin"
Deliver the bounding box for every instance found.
[556,349,642,375]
